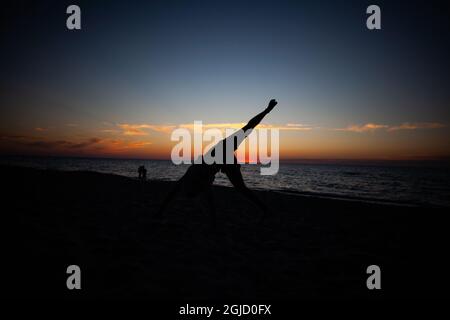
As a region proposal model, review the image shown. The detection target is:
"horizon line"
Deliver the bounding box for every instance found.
[1,153,449,164]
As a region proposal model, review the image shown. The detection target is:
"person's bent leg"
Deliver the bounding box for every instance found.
[224,165,268,216]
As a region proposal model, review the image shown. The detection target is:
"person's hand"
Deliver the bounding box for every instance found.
[267,99,278,112]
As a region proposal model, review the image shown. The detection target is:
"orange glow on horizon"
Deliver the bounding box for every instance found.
[1,121,448,161]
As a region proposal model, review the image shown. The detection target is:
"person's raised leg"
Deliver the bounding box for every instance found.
[241,99,277,134]
[223,99,278,154]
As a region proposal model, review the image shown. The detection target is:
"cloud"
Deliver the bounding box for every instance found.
[1,135,30,140]
[335,122,445,133]
[96,139,153,150]
[145,124,179,133]
[68,138,102,149]
[387,122,445,132]
[116,122,314,136]
[118,124,176,135]
[269,124,314,131]
[1,135,102,150]
[117,124,149,136]
[35,127,48,132]
[125,141,153,148]
[179,122,314,131]
[20,140,70,148]
[179,123,246,130]
[0,134,154,155]
[286,123,309,127]
[335,123,388,132]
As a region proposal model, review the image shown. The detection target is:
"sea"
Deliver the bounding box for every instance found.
[1,155,449,208]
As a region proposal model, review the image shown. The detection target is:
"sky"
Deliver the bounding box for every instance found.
[1,0,449,160]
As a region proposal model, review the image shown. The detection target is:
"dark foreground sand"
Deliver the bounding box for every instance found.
[3,165,449,299]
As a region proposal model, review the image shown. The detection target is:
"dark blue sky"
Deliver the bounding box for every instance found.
[1,0,449,159]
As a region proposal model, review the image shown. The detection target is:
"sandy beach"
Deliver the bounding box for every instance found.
[3,165,449,299]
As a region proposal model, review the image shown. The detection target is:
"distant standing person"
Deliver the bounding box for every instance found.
[142,166,147,180]
[138,165,147,180]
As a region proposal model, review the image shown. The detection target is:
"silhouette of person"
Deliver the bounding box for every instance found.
[157,99,278,223]
[142,166,147,180]
[138,165,147,180]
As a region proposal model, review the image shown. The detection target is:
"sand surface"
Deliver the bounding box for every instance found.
[3,165,449,299]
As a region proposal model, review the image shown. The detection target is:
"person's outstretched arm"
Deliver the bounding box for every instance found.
[242,99,277,133]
